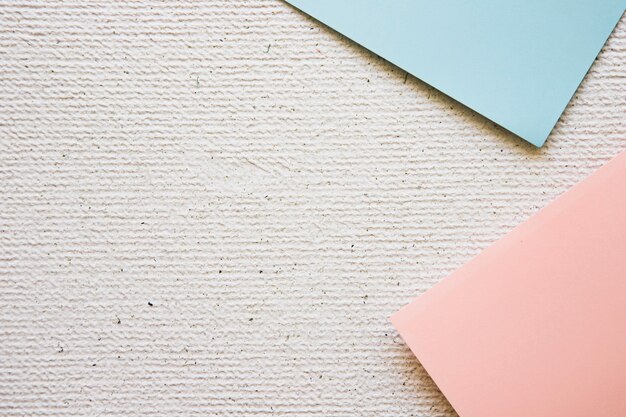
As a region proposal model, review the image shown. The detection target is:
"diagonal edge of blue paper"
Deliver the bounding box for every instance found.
[285,0,624,147]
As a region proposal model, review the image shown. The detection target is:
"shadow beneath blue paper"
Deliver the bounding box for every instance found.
[283,0,549,156]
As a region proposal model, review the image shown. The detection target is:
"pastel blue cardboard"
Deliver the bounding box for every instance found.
[285,0,624,147]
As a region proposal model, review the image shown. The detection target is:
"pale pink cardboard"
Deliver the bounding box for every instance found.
[392,149,626,417]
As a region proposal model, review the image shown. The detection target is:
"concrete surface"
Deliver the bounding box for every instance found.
[0,1,624,416]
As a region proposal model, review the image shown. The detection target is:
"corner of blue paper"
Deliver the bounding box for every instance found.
[285,0,625,147]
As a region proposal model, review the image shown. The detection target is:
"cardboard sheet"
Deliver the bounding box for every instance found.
[285,0,625,147]
[391,149,626,417]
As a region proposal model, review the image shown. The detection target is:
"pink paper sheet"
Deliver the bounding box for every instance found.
[392,149,626,417]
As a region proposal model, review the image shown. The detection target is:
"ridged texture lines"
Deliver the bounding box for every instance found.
[0,1,624,416]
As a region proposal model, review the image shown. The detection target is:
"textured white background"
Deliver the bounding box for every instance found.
[0,1,624,416]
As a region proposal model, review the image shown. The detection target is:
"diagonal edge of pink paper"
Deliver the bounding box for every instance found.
[391,149,626,417]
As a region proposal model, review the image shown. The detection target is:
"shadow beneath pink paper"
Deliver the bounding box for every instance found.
[394,342,459,417]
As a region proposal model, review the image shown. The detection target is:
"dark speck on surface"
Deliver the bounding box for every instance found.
[148,301,153,307]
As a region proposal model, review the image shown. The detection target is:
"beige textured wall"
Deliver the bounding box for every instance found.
[0,1,624,416]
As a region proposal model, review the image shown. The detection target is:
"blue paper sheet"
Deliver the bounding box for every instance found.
[285,0,624,147]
